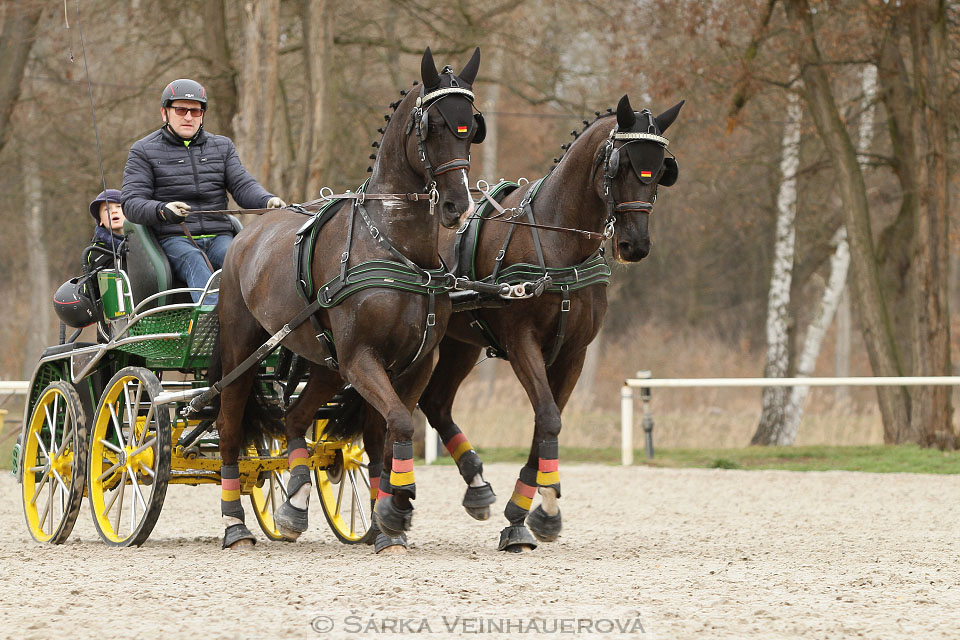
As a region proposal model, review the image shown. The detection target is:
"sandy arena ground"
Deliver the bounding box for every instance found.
[1,463,958,639]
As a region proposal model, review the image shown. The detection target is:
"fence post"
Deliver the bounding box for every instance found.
[621,384,634,466]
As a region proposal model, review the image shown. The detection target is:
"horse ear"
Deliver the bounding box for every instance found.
[459,47,481,85]
[654,100,685,133]
[421,47,440,88]
[616,95,636,129]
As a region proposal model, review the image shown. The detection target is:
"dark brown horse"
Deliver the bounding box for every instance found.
[213,47,484,551]
[419,95,684,551]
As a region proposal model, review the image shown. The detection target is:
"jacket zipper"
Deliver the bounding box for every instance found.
[187,144,205,235]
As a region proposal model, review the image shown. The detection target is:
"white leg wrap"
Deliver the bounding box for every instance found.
[468,473,486,488]
[222,515,244,528]
[290,482,312,510]
[539,486,559,516]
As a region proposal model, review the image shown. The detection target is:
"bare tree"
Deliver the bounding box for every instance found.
[0,1,43,156]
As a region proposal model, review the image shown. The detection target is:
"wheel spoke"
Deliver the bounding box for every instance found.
[129,436,157,457]
[111,470,128,533]
[108,403,127,449]
[101,469,126,520]
[140,464,156,479]
[50,394,60,452]
[349,469,369,531]
[38,483,51,530]
[98,438,122,454]
[30,468,51,505]
[54,413,72,458]
[335,470,346,513]
[50,467,70,496]
[137,403,155,449]
[128,463,147,518]
[123,381,136,435]
[33,430,51,463]
[97,459,123,483]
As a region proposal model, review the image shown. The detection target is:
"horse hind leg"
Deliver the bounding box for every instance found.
[419,338,495,520]
[272,365,338,541]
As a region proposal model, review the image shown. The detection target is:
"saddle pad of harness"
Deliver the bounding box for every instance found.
[293,198,349,302]
[451,180,520,280]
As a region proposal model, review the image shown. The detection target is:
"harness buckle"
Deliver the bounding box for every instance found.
[426,313,436,327]
[370,226,380,239]
[340,251,349,263]
[561,299,571,312]
[496,249,505,262]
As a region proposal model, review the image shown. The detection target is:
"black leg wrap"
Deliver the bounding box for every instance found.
[286,465,312,499]
[457,449,484,483]
[374,495,414,538]
[498,525,538,553]
[462,483,496,521]
[287,437,308,453]
[221,499,246,521]
[374,531,408,553]
[275,500,309,534]
[365,510,380,546]
[526,505,563,542]
[222,523,257,549]
[503,500,529,526]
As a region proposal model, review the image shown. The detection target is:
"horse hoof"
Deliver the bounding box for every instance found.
[374,496,414,538]
[463,483,496,521]
[374,532,408,554]
[527,505,562,542]
[222,523,257,550]
[277,525,302,542]
[275,501,309,534]
[498,525,538,553]
[365,520,380,546]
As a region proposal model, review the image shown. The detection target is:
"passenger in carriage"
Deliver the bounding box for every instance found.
[84,188,127,272]
[120,78,287,303]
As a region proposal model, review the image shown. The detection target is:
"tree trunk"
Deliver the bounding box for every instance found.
[22,150,51,377]
[202,0,239,140]
[291,0,334,202]
[479,47,503,184]
[0,1,43,156]
[751,87,802,446]
[233,0,280,187]
[780,64,876,443]
[834,282,851,403]
[786,0,911,442]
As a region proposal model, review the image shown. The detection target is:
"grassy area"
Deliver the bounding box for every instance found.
[426,444,960,474]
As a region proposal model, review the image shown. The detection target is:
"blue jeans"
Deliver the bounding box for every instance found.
[159,234,232,304]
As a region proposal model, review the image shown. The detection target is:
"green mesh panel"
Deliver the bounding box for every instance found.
[115,307,218,369]
[28,362,67,413]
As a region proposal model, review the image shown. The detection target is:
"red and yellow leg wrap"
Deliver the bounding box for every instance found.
[388,441,416,499]
[220,464,244,521]
[504,465,538,524]
[536,439,561,496]
[444,432,474,463]
[368,462,382,502]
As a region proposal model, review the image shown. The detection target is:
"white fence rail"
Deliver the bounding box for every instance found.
[621,372,960,466]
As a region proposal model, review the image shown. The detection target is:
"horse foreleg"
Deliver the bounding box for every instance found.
[419,337,495,519]
[497,333,568,551]
[341,355,419,553]
[272,365,339,541]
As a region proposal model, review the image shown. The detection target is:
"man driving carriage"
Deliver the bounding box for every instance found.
[121,78,287,303]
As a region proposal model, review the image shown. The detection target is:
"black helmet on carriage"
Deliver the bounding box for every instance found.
[160,78,208,109]
[53,277,99,328]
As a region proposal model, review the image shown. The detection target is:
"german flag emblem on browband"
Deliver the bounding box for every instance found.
[640,170,652,178]
[457,125,468,134]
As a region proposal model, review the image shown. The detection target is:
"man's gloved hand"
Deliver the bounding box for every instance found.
[160,201,191,222]
[266,197,287,208]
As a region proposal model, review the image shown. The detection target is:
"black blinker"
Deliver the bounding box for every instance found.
[473,113,486,144]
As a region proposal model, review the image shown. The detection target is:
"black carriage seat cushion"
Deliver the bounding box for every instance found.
[123,216,242,307]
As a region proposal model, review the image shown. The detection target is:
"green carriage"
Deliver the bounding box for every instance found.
[15,221,373,547]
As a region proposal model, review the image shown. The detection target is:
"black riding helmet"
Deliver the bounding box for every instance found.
[161,78,207,109]
[53,277,99,328]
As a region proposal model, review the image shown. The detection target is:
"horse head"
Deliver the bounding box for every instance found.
[383,47,483,229]
[593,95,684,262]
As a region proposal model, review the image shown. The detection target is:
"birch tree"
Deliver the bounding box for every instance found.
[750,87,802,445]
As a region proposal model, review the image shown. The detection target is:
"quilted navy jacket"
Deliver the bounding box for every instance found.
[121,126,274,238]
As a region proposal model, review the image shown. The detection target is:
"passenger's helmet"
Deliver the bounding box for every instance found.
[53,278,99,328]
[88,188,123,222]
[160,78,207,109]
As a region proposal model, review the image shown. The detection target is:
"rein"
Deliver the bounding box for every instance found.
[471,182,612,241]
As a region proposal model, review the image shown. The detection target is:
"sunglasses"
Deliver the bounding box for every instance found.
[169,106,204,117]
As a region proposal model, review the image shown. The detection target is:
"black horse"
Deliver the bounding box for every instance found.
[419,95,684,551]
[212,47,484,551]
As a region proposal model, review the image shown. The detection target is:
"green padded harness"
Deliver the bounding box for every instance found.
[452,179,612,365]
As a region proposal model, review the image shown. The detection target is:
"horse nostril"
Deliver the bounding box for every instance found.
[618,241,632,256]
[443,201,459,217]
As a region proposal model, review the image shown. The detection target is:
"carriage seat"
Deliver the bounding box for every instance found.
[123,216,242,308]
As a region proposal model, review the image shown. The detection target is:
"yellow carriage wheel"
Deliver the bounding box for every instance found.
[21,381,88,544]
[248,433,290,541]
[87,367,171,547]
[315,423,375,544]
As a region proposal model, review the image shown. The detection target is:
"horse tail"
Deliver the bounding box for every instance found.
[320,385,365,442]
[206,305,285,441]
